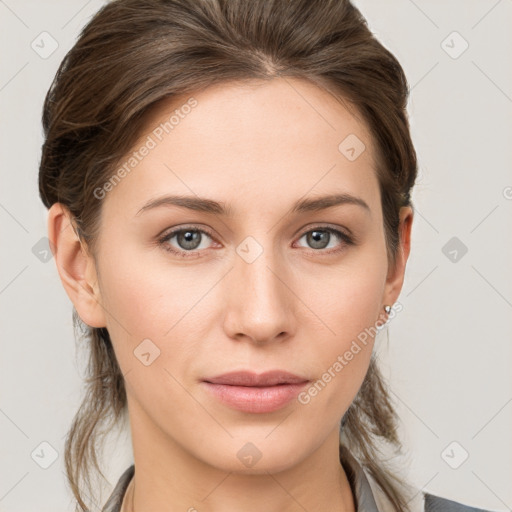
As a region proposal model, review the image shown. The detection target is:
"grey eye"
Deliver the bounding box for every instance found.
[306,230,332,249]
[175,230,203,250]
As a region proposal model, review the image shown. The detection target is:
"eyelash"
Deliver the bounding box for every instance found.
[157,224,355,259]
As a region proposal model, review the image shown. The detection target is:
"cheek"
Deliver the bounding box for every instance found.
[95,244,215,376]
[93,244,166,370]
[295,251,387,406]
[97,235,181,326]
[298,248,387,344]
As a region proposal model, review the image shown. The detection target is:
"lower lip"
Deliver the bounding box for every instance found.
[202,382,309,413]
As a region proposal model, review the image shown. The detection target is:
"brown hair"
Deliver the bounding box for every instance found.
[38,0,417,510]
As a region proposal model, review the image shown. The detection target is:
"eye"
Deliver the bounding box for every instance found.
[158,226,216,257]
[295,226,354,255]
[158,225,354,258]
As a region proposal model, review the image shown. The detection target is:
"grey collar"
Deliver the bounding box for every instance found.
[339,444,381,511]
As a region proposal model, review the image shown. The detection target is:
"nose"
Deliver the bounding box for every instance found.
[222,241,296,346]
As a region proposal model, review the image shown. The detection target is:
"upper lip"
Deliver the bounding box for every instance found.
[203,370,309,387]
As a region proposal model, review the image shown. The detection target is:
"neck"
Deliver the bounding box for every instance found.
[124,400,355,512]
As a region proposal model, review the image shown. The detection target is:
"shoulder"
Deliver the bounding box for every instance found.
[371,481,496,512]
[423,492,497,512]
[368,472,496,512]
[356,457,495,512]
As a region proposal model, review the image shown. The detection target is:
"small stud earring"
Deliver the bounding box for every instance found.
[384,305,392,314]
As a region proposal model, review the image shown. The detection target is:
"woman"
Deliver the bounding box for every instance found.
[39,0,493,511]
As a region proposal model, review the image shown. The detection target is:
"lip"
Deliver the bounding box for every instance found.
[202,370,310,413]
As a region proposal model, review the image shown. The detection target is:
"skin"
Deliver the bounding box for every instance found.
[49,77,412,512]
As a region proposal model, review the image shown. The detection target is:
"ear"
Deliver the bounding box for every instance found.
[382,206,414,307]
[48,203,107,328]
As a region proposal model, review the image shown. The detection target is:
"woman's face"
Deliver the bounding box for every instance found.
[61,77,410,474]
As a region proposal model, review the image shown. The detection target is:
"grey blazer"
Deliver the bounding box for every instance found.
[101,450,494,512]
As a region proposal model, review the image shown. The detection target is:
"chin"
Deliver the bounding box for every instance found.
[192,432,312,475]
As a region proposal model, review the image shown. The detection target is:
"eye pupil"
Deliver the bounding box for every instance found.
[308,230,329,249]
[178,230,201,250]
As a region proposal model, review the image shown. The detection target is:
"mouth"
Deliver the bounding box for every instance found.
[201,370,310,413]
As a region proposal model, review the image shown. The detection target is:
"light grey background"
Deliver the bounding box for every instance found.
[1,1,511,511]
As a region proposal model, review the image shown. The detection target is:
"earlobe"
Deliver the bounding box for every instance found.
[382,206,414,307]
[47,203,107,328]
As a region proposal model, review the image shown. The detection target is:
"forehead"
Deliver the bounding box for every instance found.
[104,77,380,215]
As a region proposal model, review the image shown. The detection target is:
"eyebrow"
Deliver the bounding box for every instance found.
[136,193,371,217]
